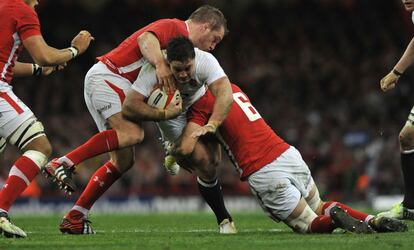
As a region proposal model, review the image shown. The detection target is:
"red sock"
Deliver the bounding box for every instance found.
[322,201,372,223]
[309,215,335,233]
[0,156,40,212]
[66,130,119,165]
[70,162,121,216]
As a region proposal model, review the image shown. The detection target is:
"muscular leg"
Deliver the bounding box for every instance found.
[65,114,141,219]
[178,137,232,226]
[399,121,414,208]
[0,133,51,213]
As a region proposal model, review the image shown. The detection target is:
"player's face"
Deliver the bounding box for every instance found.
[194,24,225,52]
[402,0,414,11]
[169,59,195,84]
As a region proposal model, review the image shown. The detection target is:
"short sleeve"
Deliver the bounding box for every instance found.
[16,4,41,41]
[195,49,227,86]
[187,91,214,125]
[146,19,187,48]
[131,62,158,97]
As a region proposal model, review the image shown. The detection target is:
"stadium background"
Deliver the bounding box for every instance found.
[1,0,413,212]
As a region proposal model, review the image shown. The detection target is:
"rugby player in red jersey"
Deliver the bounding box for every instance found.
[0,0,93,237]
[172,84,408,234]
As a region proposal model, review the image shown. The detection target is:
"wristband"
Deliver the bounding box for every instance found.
[205,123,218,132]
[68,46,79,58]
[32,63,42,76]
[393,69,403,76]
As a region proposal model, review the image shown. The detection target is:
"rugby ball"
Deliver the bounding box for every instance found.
[147,88,180,110]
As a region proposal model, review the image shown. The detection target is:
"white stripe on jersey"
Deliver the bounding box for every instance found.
[1,33,21,81]
[117,57,147,74]
[412,11,414,24]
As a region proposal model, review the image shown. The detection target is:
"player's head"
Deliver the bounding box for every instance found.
[23,0,39,9]
[402,0,414,11]
[188,5,228,51]
[166,37,196,84]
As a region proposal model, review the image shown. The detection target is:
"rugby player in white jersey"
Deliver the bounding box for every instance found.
[122,36,235,233]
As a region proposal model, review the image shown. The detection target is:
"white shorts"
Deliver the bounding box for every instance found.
[0,82,34,138]
[84,62,131,131]
[248,146,314,221]
[157,112,187,142]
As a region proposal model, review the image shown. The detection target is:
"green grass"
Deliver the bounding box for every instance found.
[1,212,413,250]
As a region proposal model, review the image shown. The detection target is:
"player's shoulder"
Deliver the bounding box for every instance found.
[194,48,218,65]
[13,0,36,14]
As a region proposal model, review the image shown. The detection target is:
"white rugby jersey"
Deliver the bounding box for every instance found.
[131,48,226,111]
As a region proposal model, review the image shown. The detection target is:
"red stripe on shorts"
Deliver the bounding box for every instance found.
[0,92,23,114]
[104,80,125,104]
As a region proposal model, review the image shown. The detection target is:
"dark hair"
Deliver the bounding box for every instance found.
[166,36,195,62]
[189,5,228,33]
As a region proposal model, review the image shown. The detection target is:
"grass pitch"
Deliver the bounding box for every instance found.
[0,212,413,250]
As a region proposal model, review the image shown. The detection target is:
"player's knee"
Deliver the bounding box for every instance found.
[174,143,193,157]
[23,150,48,169]
[399,129,414,151]
[117,127,144,146]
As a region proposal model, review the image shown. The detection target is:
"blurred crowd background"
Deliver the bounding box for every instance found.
[1,0,413,204]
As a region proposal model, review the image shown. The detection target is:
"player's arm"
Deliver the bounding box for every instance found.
[381,37,414,92]
[13,62,64,77]
[122,89,182,122]
[191,77,233,138]
[23,31,94,66]
[138,32,175,92]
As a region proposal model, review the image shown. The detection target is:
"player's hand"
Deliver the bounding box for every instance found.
[156,62,176,93]
[380,70,400,92]
[71,30,95,56]
[190,122,218,138]
[42,63,66,76]
[163,94,182,119]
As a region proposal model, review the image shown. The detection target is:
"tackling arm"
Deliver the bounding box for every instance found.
[137,32,175,91]
[191,77,232,138]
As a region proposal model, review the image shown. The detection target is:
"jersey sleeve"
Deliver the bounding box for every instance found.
[146,19,184,48]
[195,49,227,86]
[16,4,41,41]
[131,62,158,97]
[187,92,214,126]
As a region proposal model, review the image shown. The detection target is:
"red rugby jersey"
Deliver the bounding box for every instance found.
[97,18,188,83]
[0,0,41,84]
[188,84,290,180]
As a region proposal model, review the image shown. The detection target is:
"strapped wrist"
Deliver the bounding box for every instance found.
[393,69,403,76]
[68,46,79,58]
[32,63,42,76]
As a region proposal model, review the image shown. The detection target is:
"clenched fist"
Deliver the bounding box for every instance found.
[380,70,401,92]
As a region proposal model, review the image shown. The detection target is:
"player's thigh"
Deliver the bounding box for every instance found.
[109,146,135,173]
[157,113,187,142]
[84,63,131,132]
[0,87,34,139]
[248,169,301,222]
[399,111,414,150]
